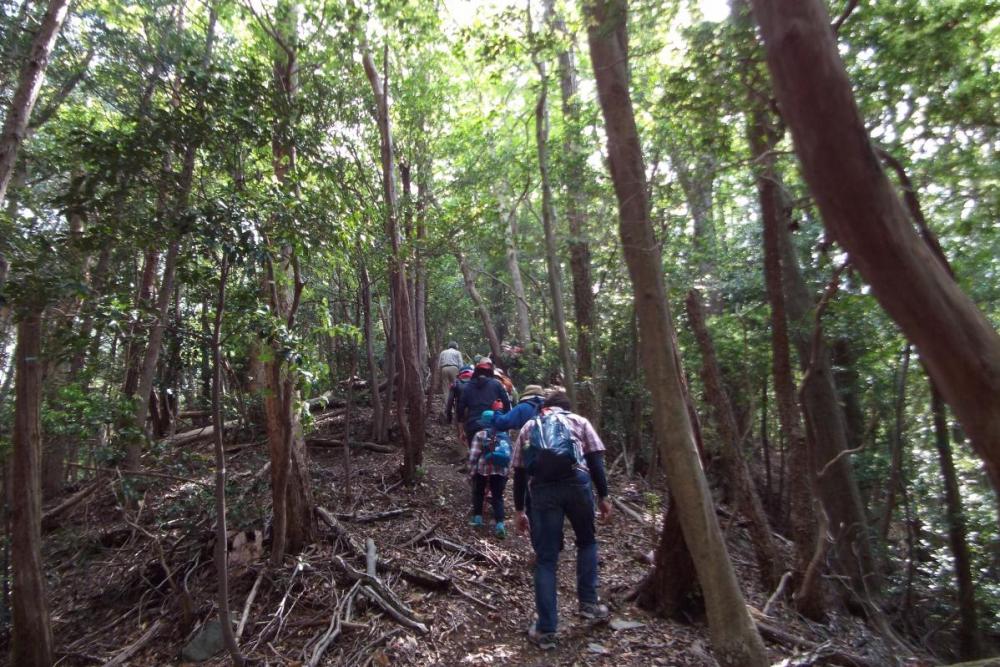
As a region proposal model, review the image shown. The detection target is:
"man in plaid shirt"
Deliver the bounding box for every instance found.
[468,429,511,538]
[511,390,612,650]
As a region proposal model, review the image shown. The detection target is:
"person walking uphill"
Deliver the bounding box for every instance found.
[512,390,612,650]
[437,342,464,415]
[456,358,510,444]
[479,384,545,433]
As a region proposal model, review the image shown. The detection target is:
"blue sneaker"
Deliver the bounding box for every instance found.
[469,515,484,528]
[495,522,507,539]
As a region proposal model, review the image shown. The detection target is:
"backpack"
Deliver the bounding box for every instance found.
[523,412,581,482]
[483,431,512,469]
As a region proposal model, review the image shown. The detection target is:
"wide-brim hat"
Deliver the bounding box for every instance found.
[520,385,544,399]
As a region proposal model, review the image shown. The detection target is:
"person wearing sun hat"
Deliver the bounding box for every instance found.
[479,384,546,433]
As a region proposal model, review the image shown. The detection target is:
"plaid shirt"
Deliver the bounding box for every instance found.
[511,407,606,472]
[469,429,509,477]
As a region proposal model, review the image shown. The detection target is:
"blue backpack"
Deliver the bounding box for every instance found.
[524,412,581,482]
[483,431,512,469]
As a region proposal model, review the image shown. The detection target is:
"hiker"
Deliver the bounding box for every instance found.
[437,341,464,413]
[456,357,511,445]
[445,364,474,445]
[478,384,545,433]
[494,366,518,404]
[468,426,513,538]
[511,390,612,650]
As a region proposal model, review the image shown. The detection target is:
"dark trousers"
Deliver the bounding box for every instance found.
[471,473,506,522]
[528,469,598,633]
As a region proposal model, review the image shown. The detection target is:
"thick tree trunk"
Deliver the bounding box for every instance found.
[11,311,54,666]
[686,289,781,589]
[456,250,503,360]
[0,0,70,204]
[585,2,767,664]
[533,63,577,408]
[631,495,698,618]
[544,0,596,417]
[749,0,1000,498]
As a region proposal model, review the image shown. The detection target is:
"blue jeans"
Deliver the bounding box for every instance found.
[528,469,598,633]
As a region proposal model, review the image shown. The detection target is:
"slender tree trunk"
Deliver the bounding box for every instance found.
[533,60,576,407]
[210,255,244,665]
[748,91,825,619]
[456,251,503,360]
[544,0,595,417]
[501,192,532,347]
[362,43,425,479]
[749,0,1000,498]
[0,0,70,204]
[881,345,910,541]
[359,261,384,442]
[126,241,180,468]
[585,2,767,663]
[930,382,984,658]
[686,289,781,589]
[11,311,53,666]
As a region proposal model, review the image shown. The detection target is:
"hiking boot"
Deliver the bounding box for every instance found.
[527,623,557,650]
[578,601,610,621]
[494,521,507,539]
[469,515,484,528]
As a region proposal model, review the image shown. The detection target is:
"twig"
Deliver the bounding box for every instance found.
[366,538,378,578]
[335,508,412,523]
[612,497,645,523]
[831,0,860,35]
[306,580,361,667]
[332,556,428,633]
[817,443,864,479]
[451,582,499,612]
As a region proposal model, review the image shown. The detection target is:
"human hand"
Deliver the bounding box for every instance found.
[516,511,530,535]
[598,498,612,523]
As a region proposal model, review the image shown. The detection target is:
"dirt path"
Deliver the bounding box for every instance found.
[31,405,883,666]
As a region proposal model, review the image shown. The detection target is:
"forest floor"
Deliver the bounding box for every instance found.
[22,401,901,667]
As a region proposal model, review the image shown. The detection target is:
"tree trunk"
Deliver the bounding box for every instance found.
[686,289,781,589]
[544,0,596,417]
[265,3,315,563]
[456,250,503,360]
[359,261,384,442]
[11,311,54,666]
[126,241,180,469]
[585,2,767,664]
[210,255,244,666]
[501,191,532,347]
[749,0,1000,498]
[930,382,984,659]
[533,59,577,408]
[362,43,425,480]
[0,0,70,204]
[880,346,910,541]
[631,495,698,618]
[746,76,825,618]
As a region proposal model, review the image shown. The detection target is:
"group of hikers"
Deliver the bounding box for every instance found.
[436,341,613,649]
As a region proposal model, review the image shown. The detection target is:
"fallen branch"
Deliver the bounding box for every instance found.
[237,570,265,641]
[398,522,438,549]
[100,619,164,667]
[307,390,346,412]
[316,508,450,591]
[763,571,793,617]
[452,582,500,612]
[612,497,646,523]
[755,617,878,667]
[162,420,239,447]
[332,556,428,634]
[306,438,395,454]
[69,462,211,488]
[335,508,412,523]
[42,476,106,528]
[426,536,492,563]
[306,580,361,667]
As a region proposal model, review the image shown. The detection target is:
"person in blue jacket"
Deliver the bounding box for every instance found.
[457,358,511,443]
[478,384,545,433]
